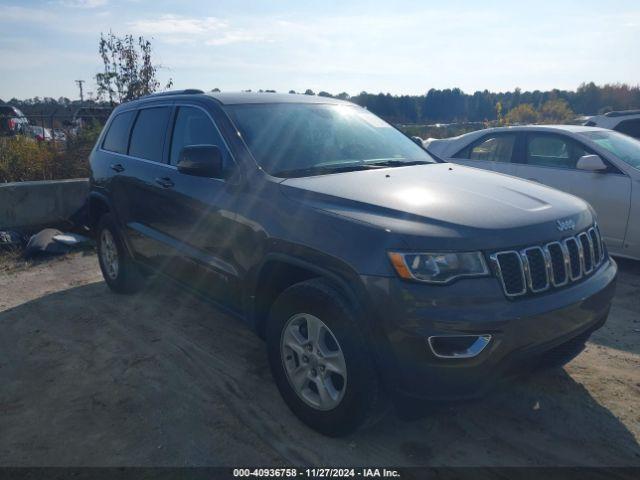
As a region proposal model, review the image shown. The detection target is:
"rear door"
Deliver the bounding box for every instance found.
[116,105,175,264]
[512,132,631,248]
[449,132,519,176]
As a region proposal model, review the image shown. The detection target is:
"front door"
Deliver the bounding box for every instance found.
[146,104,242,312]
[512,132,631,248]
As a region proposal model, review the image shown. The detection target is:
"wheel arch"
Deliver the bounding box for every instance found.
[248,253,367,339]
[87,191,113,233]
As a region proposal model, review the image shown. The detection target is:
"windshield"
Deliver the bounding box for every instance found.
[225,103,435,177]
[580,130,640,170]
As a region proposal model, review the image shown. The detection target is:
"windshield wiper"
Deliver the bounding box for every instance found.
[364,159,432,167]
[273,159,432,178]
[272,163,385,178]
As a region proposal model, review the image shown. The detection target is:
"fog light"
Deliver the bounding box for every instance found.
[427,334,491,359]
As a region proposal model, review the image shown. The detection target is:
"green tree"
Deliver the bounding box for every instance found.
[505,103,538,125]
[96,32,173,104]
[496,101,503,125]
[539,99,574,123]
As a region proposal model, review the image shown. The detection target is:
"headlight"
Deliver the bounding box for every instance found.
[388,251,489,284]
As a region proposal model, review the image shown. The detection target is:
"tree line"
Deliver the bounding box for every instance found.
[330,82,640,124]
[5,82,639,126]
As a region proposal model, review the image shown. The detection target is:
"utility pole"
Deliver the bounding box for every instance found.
[75,79,85,103]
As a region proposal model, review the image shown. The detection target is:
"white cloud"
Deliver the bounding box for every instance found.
[58,0,108,8]
[130,15,228,35]
[128,14,262,45]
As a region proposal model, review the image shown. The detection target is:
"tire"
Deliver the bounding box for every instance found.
[266,278,384,436]
[96,213,145,294]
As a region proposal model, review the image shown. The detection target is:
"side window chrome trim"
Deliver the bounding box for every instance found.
[100,102,174,163]
[98,101,238,182]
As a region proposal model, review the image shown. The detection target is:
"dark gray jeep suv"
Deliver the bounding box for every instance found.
[89,90,617,436]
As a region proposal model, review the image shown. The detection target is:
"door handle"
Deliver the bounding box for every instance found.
[155,176,174,188]
[527,178,540,182]
[110,163,125,173]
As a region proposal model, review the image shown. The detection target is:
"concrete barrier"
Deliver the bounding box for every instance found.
[0,179,89,230]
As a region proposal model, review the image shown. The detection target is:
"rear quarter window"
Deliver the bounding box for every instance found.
[102,111,136,154]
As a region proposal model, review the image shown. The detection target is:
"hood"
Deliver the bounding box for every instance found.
[279,163,593,250]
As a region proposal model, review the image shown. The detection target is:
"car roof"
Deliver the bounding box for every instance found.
[117,90,353,112]
[604,109,640,118]
[207,91,350,106]
[468,124,610,135]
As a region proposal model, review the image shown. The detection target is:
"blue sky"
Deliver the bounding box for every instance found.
[1,0,639,100]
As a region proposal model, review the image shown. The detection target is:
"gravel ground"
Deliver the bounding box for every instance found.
[0,252,638,466]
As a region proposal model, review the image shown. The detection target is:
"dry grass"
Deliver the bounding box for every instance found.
[0,124,100,183]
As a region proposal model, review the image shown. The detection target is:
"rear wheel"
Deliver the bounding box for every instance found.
[266,278,384,436]
[97,213,145,294]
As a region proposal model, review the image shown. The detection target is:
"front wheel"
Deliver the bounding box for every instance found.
[266,278,385,436]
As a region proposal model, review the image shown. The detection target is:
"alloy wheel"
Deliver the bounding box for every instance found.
[100,229,119,280]
[280,313,348,411]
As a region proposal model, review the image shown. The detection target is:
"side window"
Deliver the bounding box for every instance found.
[526,134,586,169]
[102,111,135,154]
[169,106,226,166]
[128,107,171,161]
[455,134,516,163]
[614,119,640,139]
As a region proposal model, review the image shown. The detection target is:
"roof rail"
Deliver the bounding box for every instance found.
[604,109,640,118]
[141,89,205,99]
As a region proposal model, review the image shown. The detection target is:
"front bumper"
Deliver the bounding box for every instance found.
[361,258,617,401]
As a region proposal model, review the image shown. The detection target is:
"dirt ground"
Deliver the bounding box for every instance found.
[0,251,638,467]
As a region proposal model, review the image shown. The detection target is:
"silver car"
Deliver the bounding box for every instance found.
[425,125,640,260]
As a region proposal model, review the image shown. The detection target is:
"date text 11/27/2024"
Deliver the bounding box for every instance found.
[232,468,401,478]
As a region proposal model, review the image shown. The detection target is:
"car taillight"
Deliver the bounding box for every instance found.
[8,119,16,130]
[36,134,44,141]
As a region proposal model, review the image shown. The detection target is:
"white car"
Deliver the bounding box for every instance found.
[584,110,640,139]
[425,125,640,260]
[25,125,53,142]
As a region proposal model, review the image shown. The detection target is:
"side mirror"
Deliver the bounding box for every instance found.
[411,136,424,147]
[576,154,607,172]
[177,145,224,178]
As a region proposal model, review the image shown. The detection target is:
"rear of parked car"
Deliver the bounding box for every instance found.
[89,92,617,436]
[584,110,640,139]
[0,106,28,136]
